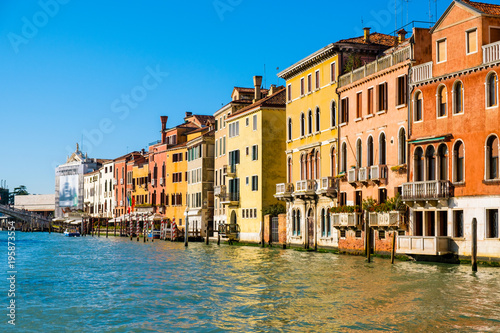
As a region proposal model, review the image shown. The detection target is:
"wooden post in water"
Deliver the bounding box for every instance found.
[98,219,101,237]
[137,219,140,242]
[472,218,477,272]
[106,219,109,238]
[49,220,51,234]
[114,219,116,237]
[185,218,189,247]
[391,231,396,264]
[130,219,133,241]
[260,218,265,248]
[365,216,371,263]
[217,227,220,246]
[91,218,94,237]
[205,224,209,245]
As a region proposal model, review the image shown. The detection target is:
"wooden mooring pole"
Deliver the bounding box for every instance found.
[205,224,209,245]
[106,219,109,238]
[391,231,397,264]
[185,219,189,247]
[365,216,371,263]
[472,218,477,272]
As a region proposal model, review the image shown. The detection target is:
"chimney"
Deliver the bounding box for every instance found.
[253,75,263,103]
[363,27,371,43]
[268,84,277,96]
[398,29,407,43]
[160,116,168,144]
[185,111,192,117]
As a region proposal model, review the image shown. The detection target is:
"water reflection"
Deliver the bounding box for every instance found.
[2,232,499,332]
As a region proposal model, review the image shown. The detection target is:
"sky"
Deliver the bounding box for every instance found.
[0,0,483,194]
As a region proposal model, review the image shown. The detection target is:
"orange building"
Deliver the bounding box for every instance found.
[402,0,500,260]
[113,151,143,217]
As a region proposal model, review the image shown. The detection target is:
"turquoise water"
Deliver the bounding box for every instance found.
[1,232,499,332]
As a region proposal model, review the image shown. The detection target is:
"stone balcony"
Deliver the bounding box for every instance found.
[396,236,452,256]
[220,192,239,206]
[483,40,500,64]
[316,177,339,197]
[214,185,226,197]
[274,183,294,201]
[411,61,433,83]
[293,179,317,198]
[223,164,237,178]
[332,212,362,229]
[369,165,388,184]
[402,180,453,206]
[369,211,404,228]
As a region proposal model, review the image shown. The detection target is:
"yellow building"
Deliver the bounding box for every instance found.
[224,79,286,243]
[276,30,397,249]
[131,160,149,212]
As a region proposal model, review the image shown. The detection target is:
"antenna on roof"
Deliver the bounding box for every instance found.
[264,64,267,89]
[276,67,279,86]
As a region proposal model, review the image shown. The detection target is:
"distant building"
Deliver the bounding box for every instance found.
[14,194,55,217]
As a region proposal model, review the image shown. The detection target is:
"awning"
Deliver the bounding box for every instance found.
[408,134,452,145]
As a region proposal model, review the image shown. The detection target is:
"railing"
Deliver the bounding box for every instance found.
[348,169,357,183]
[220,192,239,204]
[411,61,433,83]
[396,236,451,255]
[331,212,362,227]
[214,185,226,197]
[338,46,411,87]
[370,165,388,181]
[320,177,338,191]
[223,164,237,177]
[275,183,294,195]
[295,179,317,193]
[483,40,500,64]
[402,180,453,200]
[218,223,240,236]
[369,211,404,227]
[358,167,368,182]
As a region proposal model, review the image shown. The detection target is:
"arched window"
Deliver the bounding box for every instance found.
[308,110,313,134]
[326,210,331,237]
[331,101,336,127]
[414,147,424,181]
[367,136,374,167]
[321,209,326,237]
[287,118,292,141]
[379,133,386,165]
[398,128,407,164]
[300,154,306,180]
[300,113,305,137]
[288,157,293,183]
[315,107,320,132]
[341,142,347,173]
[437,144,448,181]
[437,85,447,117]
[315,151,320,179]
[487,72,498,108]
[414,91,423,121]
[330,147,336,177]
[453,81,464,114]
[453,141,465,182]
[356,139,362,168]
[292,210,296,236]
[297,209,301,236]
[425,145,436,181]
[486,135,499,180]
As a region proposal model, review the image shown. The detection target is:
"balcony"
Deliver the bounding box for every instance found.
[332,212,362,228]
[316,177,338,197]
[369,211,404,228]
[274,183,294,201]
[358,167,369,183]
[370,165,388,184]
[411,61,433,83]
[220,192,239,206]
[347,169,357,184]
[396,236,451,256]
[483,40,500,64]
[223,164,237,177]
[402,180,453,206]
[293,179,317,198]
[214,185,226,197]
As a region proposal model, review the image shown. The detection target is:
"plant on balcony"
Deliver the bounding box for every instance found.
[263,203,286,217]
[361,194,408,213]
[385,193,407,212]
[135,203,152,208]
[390,164,407,173]
[362,197,378,212]
[330,205,360,213]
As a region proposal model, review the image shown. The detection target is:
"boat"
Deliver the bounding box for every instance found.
[147,230,161,239]
[64,228,80,237]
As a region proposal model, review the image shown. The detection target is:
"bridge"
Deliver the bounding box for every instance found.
[0,204,52,231]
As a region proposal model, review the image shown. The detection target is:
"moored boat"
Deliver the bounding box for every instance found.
[64,228,80,237]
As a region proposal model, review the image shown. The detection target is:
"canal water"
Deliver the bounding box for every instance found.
[1,232,499,332]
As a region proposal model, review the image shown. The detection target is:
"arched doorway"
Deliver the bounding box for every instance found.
[307,208,314,249]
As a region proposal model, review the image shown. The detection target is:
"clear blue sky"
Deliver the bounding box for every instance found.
[0,0,469,194]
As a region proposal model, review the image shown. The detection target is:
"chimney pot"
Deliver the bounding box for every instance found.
[160,116,168,144]
[397,29,407,43]
[253,75,263,102]
[363,27,371,43]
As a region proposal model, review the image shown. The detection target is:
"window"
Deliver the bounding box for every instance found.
[437,85,447,117]
[367,88,374,115]
[288,157,292,183]
[486,135,499,180]
[425,145,436,181]
[486,72,497,108]
[341,98,349,124]
[398,128,407,165]
[379,133,386,165]
[253,114,257,131]
[251,175,258,191]
[466,29,477,54]
[356,92,362,119]
[414,91,423,122]
[356,139,362,168]
[414,147,424,181]
[326,211,331,237]
[486,209,498,238]
[308,110,313,134]
[252,145,258,161]
[229,122,240,137]
[287,84,292,102]
[288,118,292,141]
[379,188,387,203]
[246,146,249,156]
[315,107,320,132]
[300,113,305,137]
[379,230,386,239]
[245,176,249,185]
[367,136,374,167]
[321,209,326,237]
[330,62,336,82]
[245,117,249,126]
[341,142,347,173]
[172,172,182,183]
[223,136,226,155]
[292,210,296,235]
[453,81,463,114]
[229,150,240,166]
[215,139,218,157]
[315,70,320,89]
[307,74,312,93]
[297,210,301,236]
[300,77,305,95]
[331,101,336,127]
[397,75,408,106]
[437,39,447,63]
[377,82,387,111]
[453,141,465,183]
[438,144,448,181]
[330,147,336,177]
[491,27,500,43]
[454,210,463,238]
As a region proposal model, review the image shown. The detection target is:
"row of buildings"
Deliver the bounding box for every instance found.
[55,0,500,261]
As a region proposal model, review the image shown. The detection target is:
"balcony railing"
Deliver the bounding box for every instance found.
[295,179,317,193]
[483,40,500,64]
[220,192,239,205]
[348,169,357,183]
[396,236,451,255]
[411,61,433,83]
[332,212,362,228]
[214,185,226,197]
[358,167,368,182]
[370,165,388,181]
[369,211,404,227]
[275,183,294,196]
[319,177,338,192]
[402,180,453,200]
[223,164,237,177]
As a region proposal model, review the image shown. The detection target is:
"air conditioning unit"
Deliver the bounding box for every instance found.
[152,179,156,186]
[160,178,164,186]
[113,179,117,186]
[120,178,124,185]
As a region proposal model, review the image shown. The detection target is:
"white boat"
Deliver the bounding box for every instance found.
[64,228,80,237]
